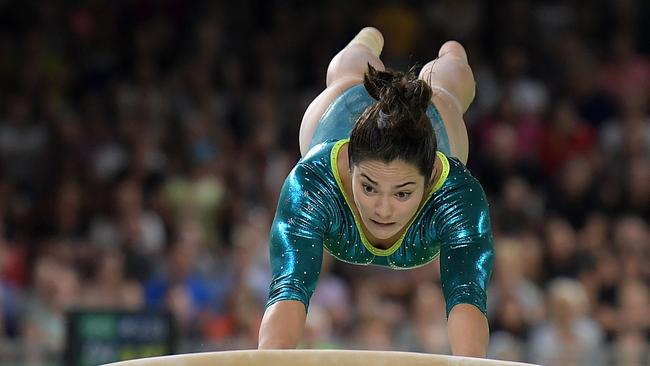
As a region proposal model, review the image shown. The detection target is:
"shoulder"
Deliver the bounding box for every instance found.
[430,155,492,234]
[288,139,345,182]
[277,139,344,212]
[440,155,486,195]
[300,138,343,165]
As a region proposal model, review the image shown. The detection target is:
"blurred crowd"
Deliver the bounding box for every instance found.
[0,1,649,365]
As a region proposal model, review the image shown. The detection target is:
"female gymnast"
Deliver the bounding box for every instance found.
[258,27,493,358]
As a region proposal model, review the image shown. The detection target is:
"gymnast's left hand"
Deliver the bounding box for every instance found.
[447,303,489,357]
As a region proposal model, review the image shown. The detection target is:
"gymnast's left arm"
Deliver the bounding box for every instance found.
[435,177,494,357]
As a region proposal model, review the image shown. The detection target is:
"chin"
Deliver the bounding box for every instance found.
[372,231,396,240]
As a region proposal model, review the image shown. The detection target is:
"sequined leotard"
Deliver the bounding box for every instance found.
[267,85,494,317]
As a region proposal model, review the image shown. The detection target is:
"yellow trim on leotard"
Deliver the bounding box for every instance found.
[331,139,450,257]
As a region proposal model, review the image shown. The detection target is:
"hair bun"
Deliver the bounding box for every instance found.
[363,64,432,126]
[364,64,395,101]
[405,79,432,112]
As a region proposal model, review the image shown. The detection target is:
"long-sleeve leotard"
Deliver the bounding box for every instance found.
[266,139,493,317]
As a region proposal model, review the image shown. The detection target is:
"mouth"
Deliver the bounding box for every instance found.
[371,219,395,227]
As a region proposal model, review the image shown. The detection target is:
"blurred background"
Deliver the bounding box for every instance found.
[0,0,649,365]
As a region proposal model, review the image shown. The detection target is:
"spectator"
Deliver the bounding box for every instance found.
[79,249,143,310]
[22,255,80,363]
[529,278,604,366]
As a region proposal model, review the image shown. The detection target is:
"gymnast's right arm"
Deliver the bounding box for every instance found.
[258,163,328,349]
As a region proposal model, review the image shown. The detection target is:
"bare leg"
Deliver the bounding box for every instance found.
[299,27,385,156]
[419,41,475,164]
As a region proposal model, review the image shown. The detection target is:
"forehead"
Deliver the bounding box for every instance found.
[353,159,423,181]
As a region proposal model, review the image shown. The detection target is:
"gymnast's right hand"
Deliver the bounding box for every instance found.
[258,300,307,349]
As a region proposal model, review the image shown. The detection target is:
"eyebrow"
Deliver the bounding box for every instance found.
[360,173,416,189]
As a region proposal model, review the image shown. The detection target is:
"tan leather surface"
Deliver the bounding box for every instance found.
[103,350,540,366]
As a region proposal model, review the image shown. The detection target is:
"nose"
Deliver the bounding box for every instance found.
[374,196,393,220]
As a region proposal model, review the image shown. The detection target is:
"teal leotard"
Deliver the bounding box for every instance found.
[267,85,493,317]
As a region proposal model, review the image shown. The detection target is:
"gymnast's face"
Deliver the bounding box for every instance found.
[351,159,427,241]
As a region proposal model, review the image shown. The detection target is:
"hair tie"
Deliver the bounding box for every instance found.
[377,109,391,129]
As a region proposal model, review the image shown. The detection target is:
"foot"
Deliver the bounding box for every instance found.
[438,40,468,64]
[348,27,384,57]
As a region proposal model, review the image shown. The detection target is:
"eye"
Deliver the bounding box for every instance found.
[362,184,375,194]
[395,191,411,200]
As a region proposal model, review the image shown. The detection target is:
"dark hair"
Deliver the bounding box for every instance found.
[349,64,437,184]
